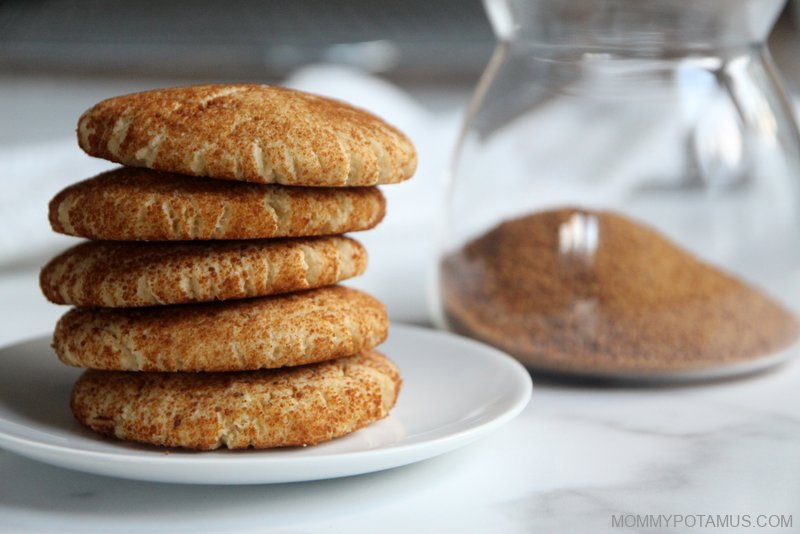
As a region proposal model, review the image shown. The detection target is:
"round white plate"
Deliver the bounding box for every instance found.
[0,324,531,485]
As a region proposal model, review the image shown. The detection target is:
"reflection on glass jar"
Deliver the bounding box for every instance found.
[435,0,800,380]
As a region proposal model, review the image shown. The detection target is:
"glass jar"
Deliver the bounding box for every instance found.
[435,0,800,380]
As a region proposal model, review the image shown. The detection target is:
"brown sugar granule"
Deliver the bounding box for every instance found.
[441,208,800,376]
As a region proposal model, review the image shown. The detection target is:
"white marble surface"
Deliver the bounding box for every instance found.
[2,73,800,533]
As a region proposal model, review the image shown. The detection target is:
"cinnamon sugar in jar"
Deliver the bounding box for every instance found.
[440,209,799,378]
[435,0,800,380]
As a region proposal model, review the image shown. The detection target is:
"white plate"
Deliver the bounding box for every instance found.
[0,324,531,485]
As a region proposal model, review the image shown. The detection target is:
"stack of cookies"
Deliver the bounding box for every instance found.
[39,84,416,450]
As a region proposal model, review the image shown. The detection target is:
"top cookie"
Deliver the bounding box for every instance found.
[77,84,417,187]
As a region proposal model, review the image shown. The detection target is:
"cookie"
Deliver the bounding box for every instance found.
[41,236,367,307]
[53,286,388,372]
[70,351,401,450]
[78,84,416,186]
[49,168,386,241]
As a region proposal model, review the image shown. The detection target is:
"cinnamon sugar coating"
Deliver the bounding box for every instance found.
[49,168,386,241]
[77,84,416,186]
[54,286,388,372]
[41,236,367,307]
[71,351,401,449]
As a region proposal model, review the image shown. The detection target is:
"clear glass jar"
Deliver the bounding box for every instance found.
[435,0,800,380]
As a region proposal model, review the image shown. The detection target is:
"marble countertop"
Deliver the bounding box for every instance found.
[2,73,799,533]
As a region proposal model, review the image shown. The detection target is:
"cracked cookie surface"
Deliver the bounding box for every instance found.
[53,286,388,371]
[49,168,386,241]
[41,236,366,307]
[78,84,416,187]
[71,351,401,449]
